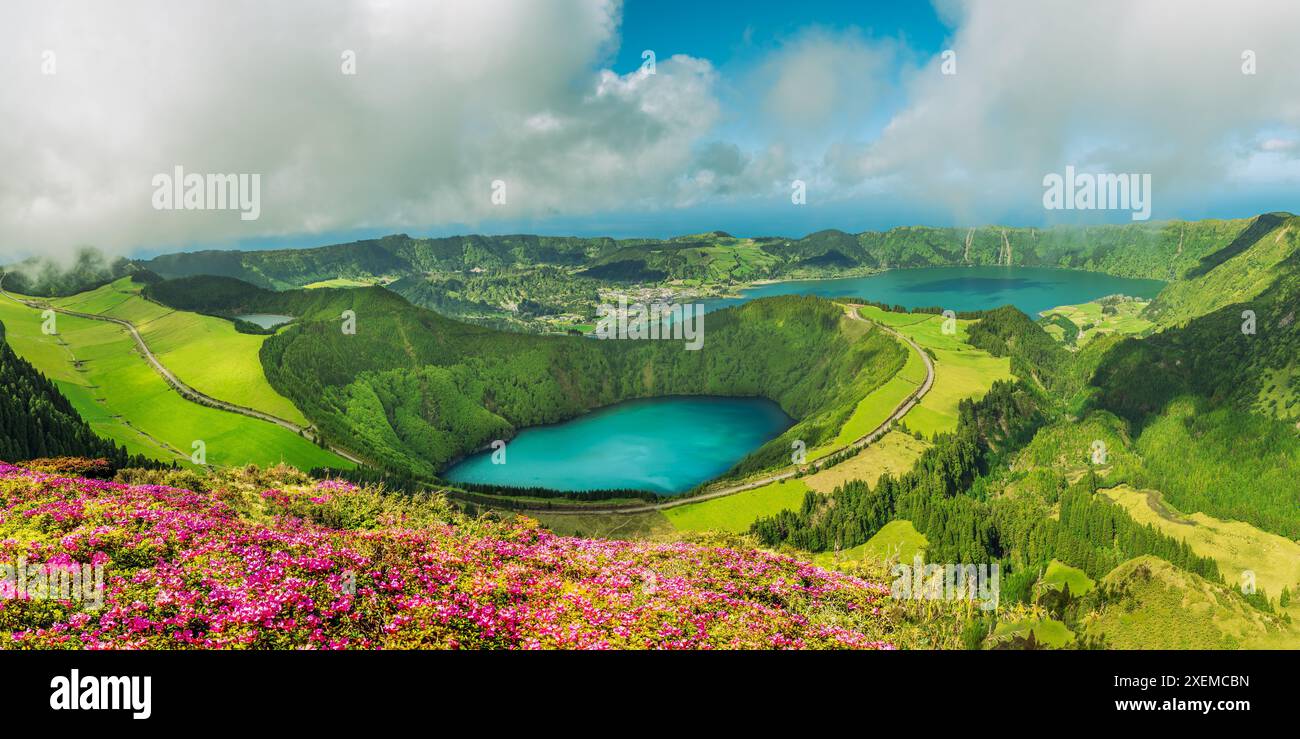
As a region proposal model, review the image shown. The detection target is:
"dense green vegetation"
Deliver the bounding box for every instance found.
[752,379,1222,594]
[966,306,1072,395]
[0,320,158,468]
[745,211,1300,648]
[1145,213,1297,326]
[1130,399,1300,538]
[16,211,1300,649]
[1079,218,1300,537]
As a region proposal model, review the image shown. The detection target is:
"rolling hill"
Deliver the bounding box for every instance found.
[0,278,351,471]
[0,319,157,468]
[1086,556,1292,649]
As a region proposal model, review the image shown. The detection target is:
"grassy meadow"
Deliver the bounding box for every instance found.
[1038,559,1095,596]
[1085,556,1289,649]
[805,431,929,493]
[53,279,309,424]
[856,306,1012,437]
[1039,299,1154,348]
[1100,484,1300,605]
[0,286,348,470]
[813,520,928,569]
[664,479,810,534]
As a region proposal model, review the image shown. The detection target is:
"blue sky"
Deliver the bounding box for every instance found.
[611,0,949,73]
[5,1,1299,259]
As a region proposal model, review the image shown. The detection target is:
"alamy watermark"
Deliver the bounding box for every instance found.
[50,669,151,720]
[152,165,261,221]
[1042,165,1151,221]
[890,555,1000,611]
[594,296,705,350]
[0,556,104,611]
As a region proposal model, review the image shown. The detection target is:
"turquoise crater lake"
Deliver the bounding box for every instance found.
[442,396,792,494]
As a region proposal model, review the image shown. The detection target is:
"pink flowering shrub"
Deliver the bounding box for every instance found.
[0,463,897,650]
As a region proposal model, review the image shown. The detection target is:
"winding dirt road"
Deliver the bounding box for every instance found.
[529,303,935,515]
[0,280,366,466]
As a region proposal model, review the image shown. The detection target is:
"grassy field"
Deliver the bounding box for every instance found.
[1100,485,1300,605]
[805,431,929,493]
[303,278,378,289]
[664,479,809,534]
[52,279,309,425]
[990,617,1074,648]
[0,289,349,471]
[857,306,1011,438]
[1039,298,1154,348]
[1013,410,1141,486]
[1038,559,1096,596]
[692,243,781,282]
[526,509,674,540]
[833,349,927,446]
[814,520,928,568]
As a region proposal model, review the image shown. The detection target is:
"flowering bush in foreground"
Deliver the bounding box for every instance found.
[0,463,897,649]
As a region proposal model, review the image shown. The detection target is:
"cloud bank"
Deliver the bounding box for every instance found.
[2,0,1299,259]
[0,0,718,258]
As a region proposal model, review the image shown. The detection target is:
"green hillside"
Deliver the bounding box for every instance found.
[1086,556,1291,649]
[21,212,1296,650]
[1144,213,1298,327]
[1100,485,1300,606]
[0,285,350,471]
[0,319,157,467]
[57,278,310,425]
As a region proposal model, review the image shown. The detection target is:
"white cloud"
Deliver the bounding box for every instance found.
[0,0,719,258]
[833,0,1300,221]
[754,27,899,135]
[1259,138,1297,154]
